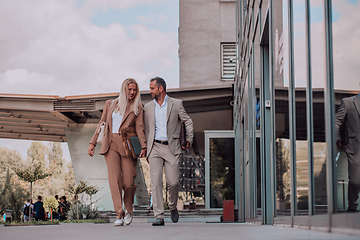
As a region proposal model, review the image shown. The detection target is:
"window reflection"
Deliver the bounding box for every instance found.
[332,0,360,214]
[209,138,235,208]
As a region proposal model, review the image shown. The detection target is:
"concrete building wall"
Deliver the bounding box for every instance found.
[179,0,236,88]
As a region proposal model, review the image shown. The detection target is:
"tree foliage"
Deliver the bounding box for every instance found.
[14,161,51,183]
[67,181,95,199]
[85,185,100,197]
[13,142,76,200]
[43,196,59,212]
[67,181,100,220]
[0,148,28,221]
[0,142,77,222]
[0,170,28,222]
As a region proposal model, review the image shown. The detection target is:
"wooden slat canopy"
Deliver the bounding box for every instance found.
[0,85,234,142]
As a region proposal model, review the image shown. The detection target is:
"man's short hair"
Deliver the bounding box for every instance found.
[61,196,67,201]
[38,196,42,200]
[150,76,166,92]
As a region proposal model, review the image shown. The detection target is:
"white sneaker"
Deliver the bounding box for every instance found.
[124,211,133,225]
[114,218,124,226]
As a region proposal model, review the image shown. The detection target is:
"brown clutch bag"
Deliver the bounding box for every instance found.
[120,127,140,158]
[180,122,187,148]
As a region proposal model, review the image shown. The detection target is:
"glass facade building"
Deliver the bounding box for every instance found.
[233,0,360,232]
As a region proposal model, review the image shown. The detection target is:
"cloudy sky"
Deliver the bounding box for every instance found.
[0,0,179,162]
[282,0,360,90]
[0,0,179,97]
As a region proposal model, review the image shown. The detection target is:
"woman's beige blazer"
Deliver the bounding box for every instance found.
[90,100,146,156]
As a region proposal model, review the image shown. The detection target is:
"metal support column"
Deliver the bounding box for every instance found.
[305,0,315,218]
[260,45,274,224]
[269,0,277,220]
[323,0,337,232]
[251,43,257,219]
[248,57,254,219]
[287,0,297,224]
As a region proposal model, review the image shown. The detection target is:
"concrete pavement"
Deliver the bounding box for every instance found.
[1,222,359,240]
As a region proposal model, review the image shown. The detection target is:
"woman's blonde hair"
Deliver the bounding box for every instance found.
[110,78,142,115]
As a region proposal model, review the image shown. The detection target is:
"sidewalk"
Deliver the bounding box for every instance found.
[1,222,359,240]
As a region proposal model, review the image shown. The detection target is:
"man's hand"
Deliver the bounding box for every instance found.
[337,139,346,149]
[139,149,146,158]
[182,141,190,150]
[88,144,95,157]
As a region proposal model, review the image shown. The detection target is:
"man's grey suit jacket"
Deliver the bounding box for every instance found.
[335,95,360,184]
[143,96,193,157]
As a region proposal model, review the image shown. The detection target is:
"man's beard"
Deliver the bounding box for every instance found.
[152,93,160,100]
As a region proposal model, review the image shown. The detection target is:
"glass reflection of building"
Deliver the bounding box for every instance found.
[233,0,360,232]
[208,136,235,208]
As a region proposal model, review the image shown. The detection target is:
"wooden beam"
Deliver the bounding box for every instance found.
[0,117,68,126]
[0,126,65,135]
[0,120,67,128]
[0,133,66,142]
[51,111,76,124]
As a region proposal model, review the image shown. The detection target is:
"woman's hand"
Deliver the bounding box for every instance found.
[88,144,95,157]
[139,148,146,158]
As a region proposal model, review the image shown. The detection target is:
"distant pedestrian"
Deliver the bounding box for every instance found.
[22,199,32,222]
[52,195,60,220]
[33,196,46,221]
[59,196,70,221]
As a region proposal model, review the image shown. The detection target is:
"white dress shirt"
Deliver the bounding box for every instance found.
[154,95,168,141]
[112,110,124,133]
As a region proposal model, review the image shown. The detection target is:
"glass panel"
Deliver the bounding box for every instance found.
[276,138,290,214]
[310,1,327,215]
[332,0,360,213]
[275,0,290,216]
[291,0,310,215]
[313,141,327,214]
[209,138,235,208]
[279,0,330,216]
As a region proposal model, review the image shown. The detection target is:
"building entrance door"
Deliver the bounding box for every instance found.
[205,131,235,209]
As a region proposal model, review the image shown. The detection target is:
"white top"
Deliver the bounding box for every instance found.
[154,95,168,141]
[112,110,124,133]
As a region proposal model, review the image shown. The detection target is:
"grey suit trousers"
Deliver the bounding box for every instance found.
[149,142,180,219]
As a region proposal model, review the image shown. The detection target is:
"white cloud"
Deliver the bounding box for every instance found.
[0,0,178,96]
[332,1,360,90]
[137,14,168,25]
[282,0,360,90]
[80,0,162,15]
[0,69,57,94]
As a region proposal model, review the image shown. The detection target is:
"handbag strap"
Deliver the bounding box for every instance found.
[97,122,106,134]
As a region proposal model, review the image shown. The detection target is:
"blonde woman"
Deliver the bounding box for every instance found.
[88,78,147,226]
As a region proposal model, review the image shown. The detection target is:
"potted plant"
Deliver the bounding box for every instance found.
[177,194,185,210]
[81,205,90,219]
[222,187,234,222]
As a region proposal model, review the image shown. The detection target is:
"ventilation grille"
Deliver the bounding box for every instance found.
[54,100,95,111]
[221,43,237,79]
